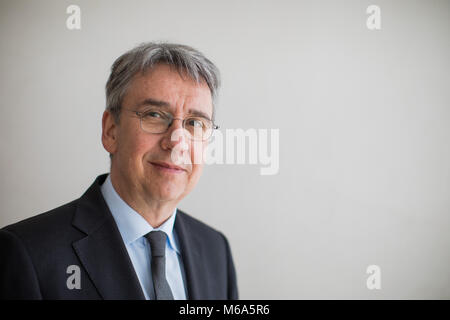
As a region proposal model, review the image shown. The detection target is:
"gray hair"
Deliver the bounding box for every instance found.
[105,42,221,123]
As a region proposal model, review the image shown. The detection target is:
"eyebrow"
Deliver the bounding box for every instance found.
[138,98,171,108]
[138,97,212,120]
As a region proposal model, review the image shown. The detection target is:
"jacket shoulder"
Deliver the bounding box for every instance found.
[1,199,80,243]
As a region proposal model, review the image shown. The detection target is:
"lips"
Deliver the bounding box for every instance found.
[149,161,187,173]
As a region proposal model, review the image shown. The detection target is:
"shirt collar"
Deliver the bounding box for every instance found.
[100,174,180,254]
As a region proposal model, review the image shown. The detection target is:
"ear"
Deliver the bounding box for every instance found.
[101,110,118,155]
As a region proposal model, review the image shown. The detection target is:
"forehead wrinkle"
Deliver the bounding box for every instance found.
[132,70,212,117]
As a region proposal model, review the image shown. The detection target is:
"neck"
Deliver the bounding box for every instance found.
[139,201,177,228]
[109,173,177,228]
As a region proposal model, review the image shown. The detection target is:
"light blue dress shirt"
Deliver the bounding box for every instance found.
[100,174,187,300]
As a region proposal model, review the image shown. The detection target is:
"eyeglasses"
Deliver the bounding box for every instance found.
[123,107,219,141]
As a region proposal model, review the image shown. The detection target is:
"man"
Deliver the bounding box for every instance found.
[0,42,238,300]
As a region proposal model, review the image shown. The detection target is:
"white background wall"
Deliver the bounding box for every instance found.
[1,0,449,299]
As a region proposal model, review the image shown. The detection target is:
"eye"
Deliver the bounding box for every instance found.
[143,110,165,119]
[186,118,205,128]
[148,111,161,118]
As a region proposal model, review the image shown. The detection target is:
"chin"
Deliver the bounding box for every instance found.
[151,186,185,202]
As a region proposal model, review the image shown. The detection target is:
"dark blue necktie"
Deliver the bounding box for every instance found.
[144,231,174,300]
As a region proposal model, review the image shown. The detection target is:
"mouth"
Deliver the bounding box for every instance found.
[149,161,187,174]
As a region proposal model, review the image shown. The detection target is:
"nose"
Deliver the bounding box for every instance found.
[160,118,190,151]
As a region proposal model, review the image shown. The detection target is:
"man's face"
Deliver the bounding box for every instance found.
[102,63,213,205]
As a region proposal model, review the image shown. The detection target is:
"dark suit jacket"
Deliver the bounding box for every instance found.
[0,174,238,300]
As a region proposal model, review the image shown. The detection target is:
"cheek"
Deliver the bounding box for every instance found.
[189,140,207,165]
[118,129,159,165]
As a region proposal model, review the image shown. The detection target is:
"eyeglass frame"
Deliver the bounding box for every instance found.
[122,107,219,141]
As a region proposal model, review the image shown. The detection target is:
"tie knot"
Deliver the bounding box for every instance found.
[145,231,167,257]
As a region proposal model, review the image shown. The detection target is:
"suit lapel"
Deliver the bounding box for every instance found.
[175,210,209,299]
[71,175,145,300]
